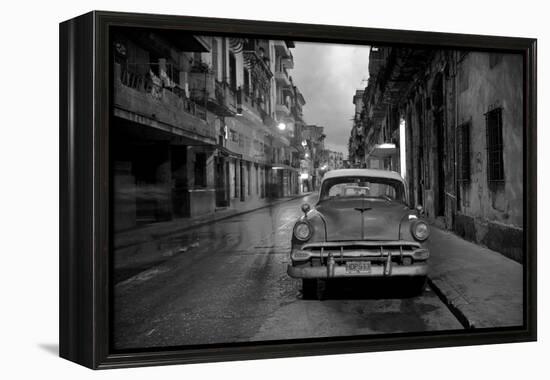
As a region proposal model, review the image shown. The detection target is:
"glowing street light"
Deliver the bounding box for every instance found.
[277,122,286,131]
[301,140,307,147]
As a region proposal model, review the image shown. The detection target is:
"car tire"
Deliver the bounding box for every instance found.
[302,279,327,300]
[302,279,317,300]
[408,276,428,296]
[316,279,327,300]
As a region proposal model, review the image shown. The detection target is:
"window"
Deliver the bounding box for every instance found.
[243,68,250,96]
[229,52,237,91]
[255,165,259,195]
[247,162,252,196]
[234,161,239,198]
[489,53,502,69]
[212,39,218,76]
[238,133,244,147]
[194,153,207,187]
[457,121,471,182]
[150,52,161,76]
[485,107,504,183]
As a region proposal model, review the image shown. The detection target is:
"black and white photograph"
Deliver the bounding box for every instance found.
[3,0,548,377]
[111,27,525,350]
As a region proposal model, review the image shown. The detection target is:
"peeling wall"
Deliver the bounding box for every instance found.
[363,48,524,260]
[457,52,523,228]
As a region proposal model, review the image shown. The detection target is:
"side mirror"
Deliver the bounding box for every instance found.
[415,204,424,216]
[301,203,311,216]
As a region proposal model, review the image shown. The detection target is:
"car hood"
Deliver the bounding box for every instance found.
[315,198,410,241]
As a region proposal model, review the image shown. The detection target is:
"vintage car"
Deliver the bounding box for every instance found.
[287,168,430,299]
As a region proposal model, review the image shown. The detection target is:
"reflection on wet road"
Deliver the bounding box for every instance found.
[113,193,462,350]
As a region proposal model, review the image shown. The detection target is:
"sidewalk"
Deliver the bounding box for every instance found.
[113,193,312,284]
[115,192,312,250]
[426,226,523,328]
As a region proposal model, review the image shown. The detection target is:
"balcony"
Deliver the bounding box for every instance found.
[113,63,215,144]
[282,53,294,69]
[275,67,291,87]
[241,90,271,125]
[275,103,291,119]
[261,110,277,129]
[273,40,291,57]
[189,71,237,117]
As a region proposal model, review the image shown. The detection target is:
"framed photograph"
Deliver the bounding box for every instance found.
[59,11,537,369]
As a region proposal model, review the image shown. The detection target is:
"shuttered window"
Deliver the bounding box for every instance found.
[457,121,471,182]
[485,107,504,183]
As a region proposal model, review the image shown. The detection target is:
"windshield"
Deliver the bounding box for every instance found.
[319,176,406,203]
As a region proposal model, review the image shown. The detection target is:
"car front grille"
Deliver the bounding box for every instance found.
[301,241,421,266]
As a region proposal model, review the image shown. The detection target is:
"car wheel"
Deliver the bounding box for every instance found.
[302,279,317,300]
[408,276,428,296]
[316,279,327,300]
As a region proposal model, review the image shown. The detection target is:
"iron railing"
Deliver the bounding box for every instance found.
[118,63,207,121]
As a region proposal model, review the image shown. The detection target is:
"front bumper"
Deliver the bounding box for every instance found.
[287,240,429,279]
[287,262,428,279]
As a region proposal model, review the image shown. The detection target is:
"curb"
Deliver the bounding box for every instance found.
[117,192,313,250]
[427,277,475,329]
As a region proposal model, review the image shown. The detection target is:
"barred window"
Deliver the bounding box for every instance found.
[457,121,471,182]
[485,107,504,183]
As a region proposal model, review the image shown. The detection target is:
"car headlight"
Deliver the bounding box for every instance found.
[293,221,312,241]
[411,220,430,241]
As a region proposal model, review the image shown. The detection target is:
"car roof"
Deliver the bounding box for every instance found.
[321,168,405,183]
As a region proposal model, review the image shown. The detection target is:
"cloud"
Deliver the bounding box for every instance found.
[290,42,370,158]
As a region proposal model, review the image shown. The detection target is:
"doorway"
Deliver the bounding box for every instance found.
[215,157,229,208]
[434,110,446,217]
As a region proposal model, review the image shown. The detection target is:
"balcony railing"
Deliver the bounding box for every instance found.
[275,103,291,118]
[275,67,291,87]
[188,71,237,117]
[118,64,207,121]
[114,63,215,142]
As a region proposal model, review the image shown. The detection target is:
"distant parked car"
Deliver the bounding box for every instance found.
[288,168,430,299]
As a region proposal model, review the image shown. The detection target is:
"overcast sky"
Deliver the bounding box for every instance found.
[290,42,371,158]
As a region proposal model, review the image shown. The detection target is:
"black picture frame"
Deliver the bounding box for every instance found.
[59,10,537,369]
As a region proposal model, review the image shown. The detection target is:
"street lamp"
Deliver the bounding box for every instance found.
[277,122,286,131]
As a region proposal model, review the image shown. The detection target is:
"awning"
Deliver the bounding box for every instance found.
[368,143,398,158]
[216,146,242,159]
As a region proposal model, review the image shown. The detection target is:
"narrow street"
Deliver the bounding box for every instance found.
[114,194,463,350]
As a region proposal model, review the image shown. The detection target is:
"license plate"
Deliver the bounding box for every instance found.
[346,261,371,273]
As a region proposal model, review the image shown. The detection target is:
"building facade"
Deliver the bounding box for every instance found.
[301,125,327,190]
[349,46,524,261]
[348,90,365,167]
[112,28,306,231]
[326,150,344,171]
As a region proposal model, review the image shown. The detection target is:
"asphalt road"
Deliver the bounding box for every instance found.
[113,193,463,350]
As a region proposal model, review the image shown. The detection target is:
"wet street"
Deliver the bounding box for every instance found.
[113,193,463,350]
